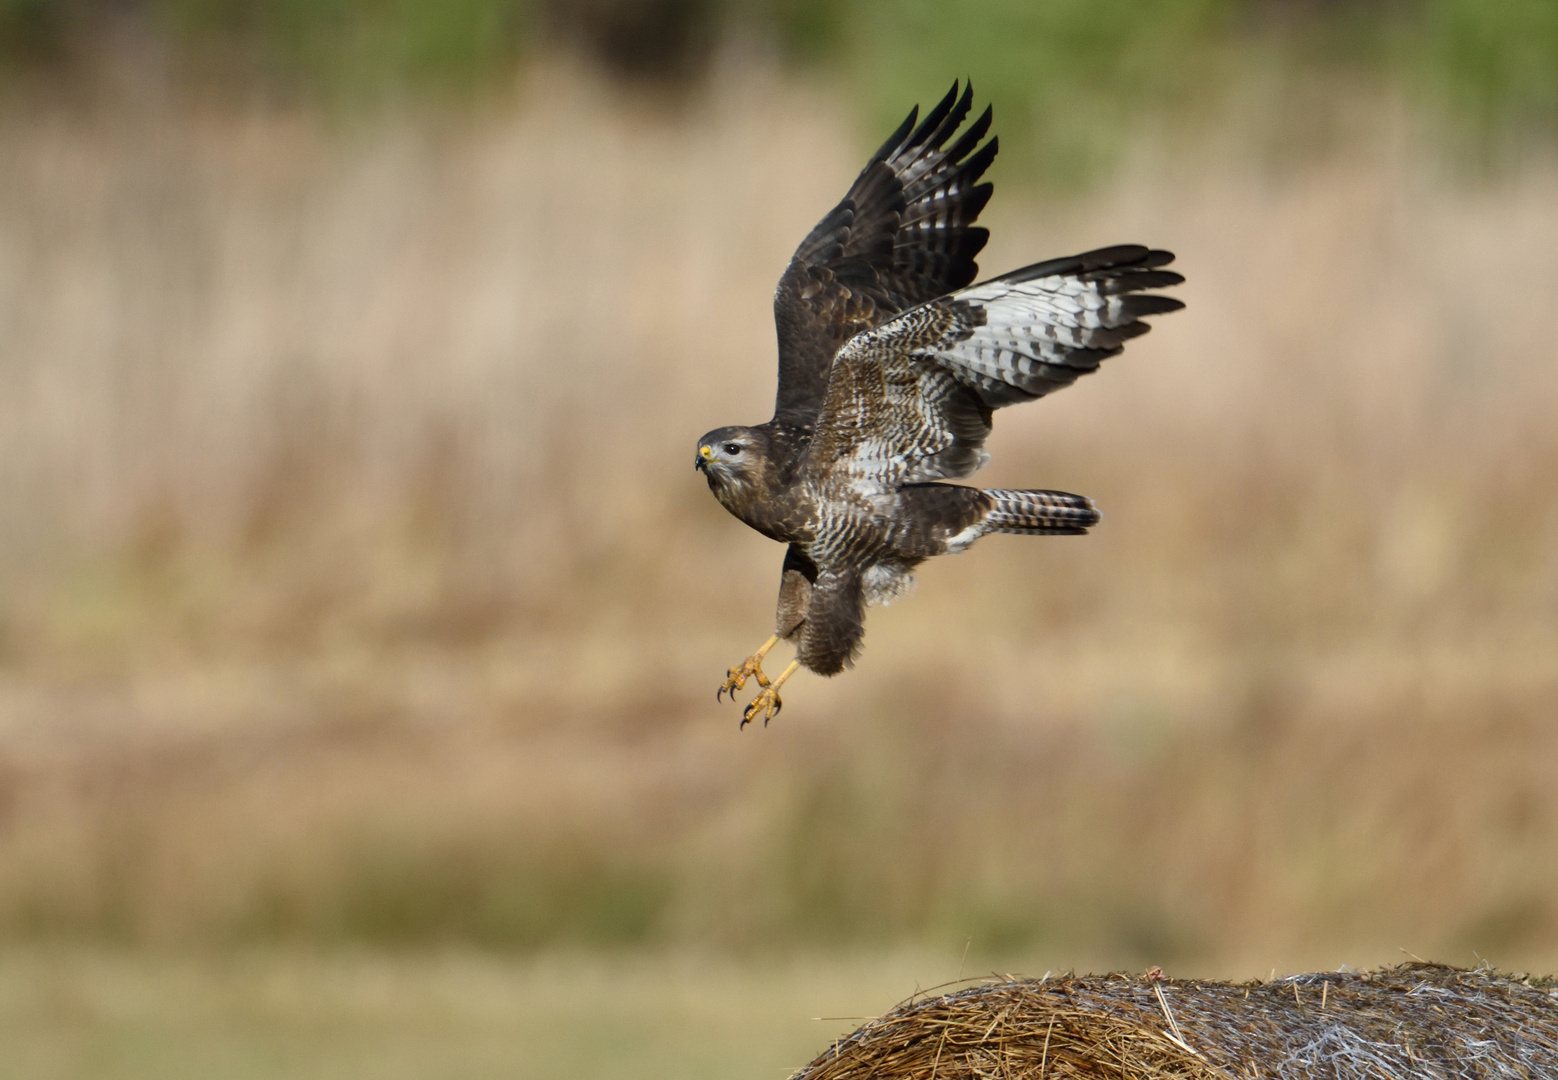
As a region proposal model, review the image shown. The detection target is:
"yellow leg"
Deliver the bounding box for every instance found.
[718,635,778,702]
[741,659,800,728]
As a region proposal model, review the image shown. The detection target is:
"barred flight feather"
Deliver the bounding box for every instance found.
[919,247,1184,408]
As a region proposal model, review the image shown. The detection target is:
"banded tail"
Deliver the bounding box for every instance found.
[982,488,1099,536]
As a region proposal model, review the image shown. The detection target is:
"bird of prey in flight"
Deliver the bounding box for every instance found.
[695,82,1183,727]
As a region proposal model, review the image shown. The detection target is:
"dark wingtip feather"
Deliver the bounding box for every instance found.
[871,105,919,164]
[1122,295,1186,318]
[992,245,1180,285]
[1092,320,1154,348]
[991,254,1085,283]
[907,81,961,151]
[924,81,975,152]
[961,186,994,224]
[955,135,999,187]
[1097,270,1184,295]
[944,105,994,165]
[1079,244,1150,270]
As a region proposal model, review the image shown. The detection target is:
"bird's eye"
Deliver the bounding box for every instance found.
[724,443,742,455]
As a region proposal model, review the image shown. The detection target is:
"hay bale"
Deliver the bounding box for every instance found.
[794,963,1558,1080]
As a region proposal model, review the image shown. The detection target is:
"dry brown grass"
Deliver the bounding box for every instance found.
[0,60,1556,970]
[796,964,1558,1080]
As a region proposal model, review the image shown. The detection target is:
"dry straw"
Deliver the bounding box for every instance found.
[795,963,1558,1080]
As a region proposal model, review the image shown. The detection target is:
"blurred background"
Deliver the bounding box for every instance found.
[2,0,1558,1076]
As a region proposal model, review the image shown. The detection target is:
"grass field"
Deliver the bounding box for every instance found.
[0,948,981,1080]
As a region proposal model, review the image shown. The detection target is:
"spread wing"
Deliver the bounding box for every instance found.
[807,246,1185,496]
[770,81,998,429]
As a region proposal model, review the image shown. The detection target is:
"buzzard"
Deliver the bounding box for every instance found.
[696,82,1183,726]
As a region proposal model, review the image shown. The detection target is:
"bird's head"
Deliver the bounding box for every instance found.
[695,426,765,497]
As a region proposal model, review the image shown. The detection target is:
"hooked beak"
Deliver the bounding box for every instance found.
[695,445,713,471]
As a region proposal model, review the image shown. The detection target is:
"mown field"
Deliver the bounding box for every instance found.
[2,29,1558,1078]
[2,948,970,1080]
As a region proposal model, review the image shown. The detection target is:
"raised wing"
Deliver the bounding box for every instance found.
[771,81,998,428]
[807,245,1184,496]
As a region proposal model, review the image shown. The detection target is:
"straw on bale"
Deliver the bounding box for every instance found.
[793,963,1558,1080]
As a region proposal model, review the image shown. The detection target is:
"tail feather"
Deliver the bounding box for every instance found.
[982,488,1099,535]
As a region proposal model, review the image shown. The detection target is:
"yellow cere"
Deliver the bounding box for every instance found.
[700,445,713,458]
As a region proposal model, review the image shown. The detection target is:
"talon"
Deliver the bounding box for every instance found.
[719,660,762,702]
[742,686,783,727]
[739,658,801,730]
[718,635,779,704]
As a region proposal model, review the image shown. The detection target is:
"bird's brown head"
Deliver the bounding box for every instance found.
[695,425,767,502]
